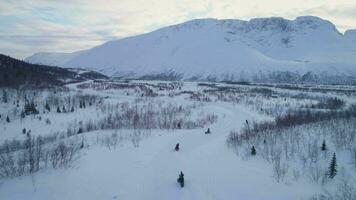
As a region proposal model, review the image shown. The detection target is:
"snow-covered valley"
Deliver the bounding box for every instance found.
[1,80,356,200]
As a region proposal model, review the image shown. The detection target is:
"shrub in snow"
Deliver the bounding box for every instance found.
[227,115,356,184]
[21,111,25,118]
[24,100,39,115]
[352,147,356,171]
[0,135,82,178]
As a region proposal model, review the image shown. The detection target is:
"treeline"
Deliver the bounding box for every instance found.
[0,54,106,88]
[240,104,356,137]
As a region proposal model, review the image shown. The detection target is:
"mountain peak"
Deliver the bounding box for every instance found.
[294,16,338,31]
[160,16,340,35]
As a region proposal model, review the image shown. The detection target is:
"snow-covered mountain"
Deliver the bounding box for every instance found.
[26,50,85,67]
[25,16,356,83]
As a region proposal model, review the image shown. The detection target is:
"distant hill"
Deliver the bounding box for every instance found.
[0,54,107,88]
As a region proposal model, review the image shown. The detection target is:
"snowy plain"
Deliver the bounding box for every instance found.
[0,80,356,200]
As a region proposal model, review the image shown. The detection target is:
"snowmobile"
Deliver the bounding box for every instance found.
[177,171,184,188]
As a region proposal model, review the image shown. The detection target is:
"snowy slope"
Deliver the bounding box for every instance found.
[25,16,356,80]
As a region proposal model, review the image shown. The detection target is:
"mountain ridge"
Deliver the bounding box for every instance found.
[25,16,356,83]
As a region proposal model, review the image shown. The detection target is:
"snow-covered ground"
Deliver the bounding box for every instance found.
[0,81,355,200]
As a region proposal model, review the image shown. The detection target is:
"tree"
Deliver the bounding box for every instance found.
[45,102,51,112]
[77,127,83,134]
[251,145,256,155]
[177,122,181,129]
[2,89,8,103]
[328,153,337,179]
[321,140,327,151]
[22,128,26,134]
[57,106,61,113]
[6,116,10,123]
[82,101,86,108]
[62,106,67,113]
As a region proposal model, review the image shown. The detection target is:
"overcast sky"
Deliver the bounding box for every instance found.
[1,0,356,59]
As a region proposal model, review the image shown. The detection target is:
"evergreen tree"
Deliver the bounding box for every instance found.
[45,102,51,112]
[62,106,67,113]
[79,101,83,108]
[22,128,26,134]
[251,145,256,155]
[57,106,61,113]
[2,90,8,103]
[321,140,327,151]
[6,116,10,123]
[71,106,74,112]
[328,153,337,179]
[82,101,86,108]
[177,122,181,129]
[77,127,83,134]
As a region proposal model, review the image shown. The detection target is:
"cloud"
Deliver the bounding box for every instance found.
[0,0,355,59]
